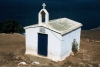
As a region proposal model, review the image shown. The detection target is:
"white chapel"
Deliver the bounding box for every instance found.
[24,3,82,61]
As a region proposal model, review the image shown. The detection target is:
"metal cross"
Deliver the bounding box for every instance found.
[42,3,46,9]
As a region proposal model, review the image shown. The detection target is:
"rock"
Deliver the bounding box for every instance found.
[95,41,100,42]
[79,62,85,67]
[70,52,74,56]
[15,55,21,60]
[86,59,90,62]
[79,49,86,54]
[21,56,31,63]
[98,64,100,67]
[21,56,29,61]
[51,59,58,62]
[91,40,94,42]
[15,61,19,63]
[26,60,31,64]
[32,61,40,65]
[88,64,93,67]
[18,62,27,65]
[86,38,89,42]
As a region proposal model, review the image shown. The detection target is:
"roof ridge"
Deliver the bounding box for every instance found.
[24,18,82,35]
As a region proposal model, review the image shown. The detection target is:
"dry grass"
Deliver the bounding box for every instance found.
[0,30,100,67]
[0,33,25,54]
[0,33,25,67]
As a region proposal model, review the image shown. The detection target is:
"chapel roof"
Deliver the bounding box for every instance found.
[24,18,82,35]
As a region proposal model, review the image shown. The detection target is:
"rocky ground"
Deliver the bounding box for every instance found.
[0,30,100,67]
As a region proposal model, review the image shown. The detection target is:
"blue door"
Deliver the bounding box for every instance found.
[38,33,48,56]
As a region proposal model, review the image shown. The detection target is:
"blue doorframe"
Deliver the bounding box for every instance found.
[38,33,48,56]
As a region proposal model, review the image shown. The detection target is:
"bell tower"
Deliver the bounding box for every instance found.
[38,3,49,25]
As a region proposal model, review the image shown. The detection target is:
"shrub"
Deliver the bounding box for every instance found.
[72,39,78,53]
[0,19,23,33]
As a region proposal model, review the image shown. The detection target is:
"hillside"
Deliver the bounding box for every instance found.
[91,26,100,30]
[0,30,100,67]
[0,33,25,67]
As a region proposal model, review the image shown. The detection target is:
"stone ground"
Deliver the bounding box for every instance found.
[0,30,100,67]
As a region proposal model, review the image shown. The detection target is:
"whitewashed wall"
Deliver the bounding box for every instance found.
[60,28,81,61]
[25,27,39,55]
[38,9,49,24]
[25,27,62,61]
[25,27,81,61]
[45,28,62,61]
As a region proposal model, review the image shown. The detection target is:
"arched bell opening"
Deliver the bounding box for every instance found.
[38,3,49,24]
[41,11,46,22]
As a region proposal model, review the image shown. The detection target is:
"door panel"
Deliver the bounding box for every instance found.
[38,33,48,56]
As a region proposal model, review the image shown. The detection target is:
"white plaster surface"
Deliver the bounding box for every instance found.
[38,9,49,24]
[60,28,81,61]
[45,28,62,61]
[25,27,39,55]
[25,27,62,61]
[24,3,82,61]
[24,18,82,35]
[25,27,81,61]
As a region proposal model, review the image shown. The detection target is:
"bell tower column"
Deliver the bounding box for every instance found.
[38,3,49,25]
